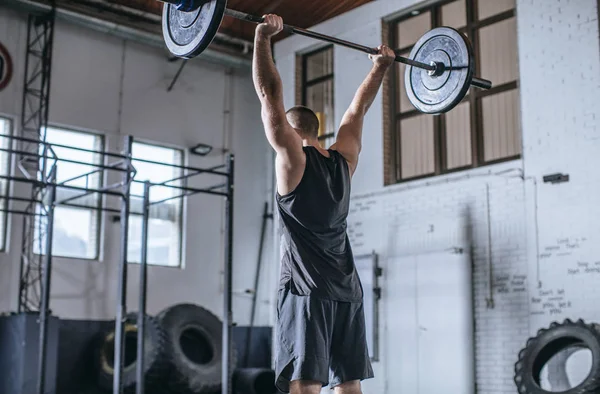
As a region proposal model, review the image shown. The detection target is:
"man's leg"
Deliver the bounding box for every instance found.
[329,301,374,390]
[290,380,325,394]
[333,380,361,394]
[274,287,334,393]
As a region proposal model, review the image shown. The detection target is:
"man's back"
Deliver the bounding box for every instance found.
[276,146,363,302]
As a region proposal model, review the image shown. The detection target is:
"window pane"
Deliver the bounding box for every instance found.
[35,127,103,259]
[305,80,335,147]
[43,127,103,188]
[396,50,414,113]
[397,11,431,49]
[0,118,11,250]
[131,143,182,201]
[482,89,521,162]
[305,47,333,81]
[35,206,98,259]
[442,0,466,29]
[399,115,435,179]
[478,0,515,20]
[445,102,472,169]
[479,17,518,86]
[127,215,181,267]
[129,142,183,267]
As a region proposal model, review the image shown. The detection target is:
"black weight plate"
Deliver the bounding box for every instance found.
[162,0,227,59]
[405,27,474,114]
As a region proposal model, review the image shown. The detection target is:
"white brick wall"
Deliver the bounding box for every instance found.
[519,0,600,327]
[345,162,529,393]
[519,0,600,388]
[273,0,600,392]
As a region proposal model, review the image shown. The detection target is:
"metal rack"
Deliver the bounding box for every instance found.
[0,132,235,394]
[10,6,236,394]
[9,6,234,394]
[131,152,235,394]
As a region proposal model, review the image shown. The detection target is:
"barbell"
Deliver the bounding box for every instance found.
[158,0,493,114]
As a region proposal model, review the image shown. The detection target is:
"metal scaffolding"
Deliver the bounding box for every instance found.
[18,4,56,314]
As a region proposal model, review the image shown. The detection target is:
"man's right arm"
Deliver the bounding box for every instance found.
[252,15,302,158]
[252,15,304,195]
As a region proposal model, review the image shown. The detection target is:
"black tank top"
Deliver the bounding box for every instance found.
[276,146,363,302]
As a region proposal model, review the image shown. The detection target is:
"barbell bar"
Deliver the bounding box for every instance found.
[222,8,492,91]
[159,0,493,114]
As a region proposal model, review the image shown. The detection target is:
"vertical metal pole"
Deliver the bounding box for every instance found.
[222,154,234,394]
[136,181,151,394]
[36,182,56,394]
[114,136,133,394]
[244,202,271,367]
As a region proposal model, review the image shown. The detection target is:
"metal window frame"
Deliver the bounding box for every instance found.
[128,140,186,268]
[389,0,520,184]
[301,45,336,144]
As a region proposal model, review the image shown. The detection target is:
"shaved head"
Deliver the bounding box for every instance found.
[286,106,319,139]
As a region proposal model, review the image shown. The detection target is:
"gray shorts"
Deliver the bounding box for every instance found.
[274,287,374,392]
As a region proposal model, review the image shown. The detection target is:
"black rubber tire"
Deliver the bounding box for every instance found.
[233,368,277,394]
[159,303,237,393]
[95,313,170,393]
[514,318,600,394]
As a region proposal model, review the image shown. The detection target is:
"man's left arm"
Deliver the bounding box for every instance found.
[331,45,395,175]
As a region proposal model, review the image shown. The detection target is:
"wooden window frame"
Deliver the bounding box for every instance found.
[386,0,520,184]
[301,45,335,144]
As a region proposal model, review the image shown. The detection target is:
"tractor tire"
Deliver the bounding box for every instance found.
[514,318,600,394]
[159,303,237,393]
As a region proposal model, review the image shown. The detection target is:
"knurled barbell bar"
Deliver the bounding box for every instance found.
[159,0,493,114]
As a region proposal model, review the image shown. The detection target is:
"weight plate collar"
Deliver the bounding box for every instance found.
[405,27,474,114]
[162,0,227,59]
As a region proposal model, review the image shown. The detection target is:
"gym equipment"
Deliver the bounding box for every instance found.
[95,314,169,393]
[514,318,600,394]
[405,27,474,114]
[233,368,277,394]
[0,41,13,91]
[158,0,492,114]
[158,303,237,393]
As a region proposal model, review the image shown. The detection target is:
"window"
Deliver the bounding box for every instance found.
[34,127,104,259]
[301,46,335,148]
[386,0,520,183]
[127,141,184,268]
[0,116,12,251]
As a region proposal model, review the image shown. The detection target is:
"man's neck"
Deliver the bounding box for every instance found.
[302,138,332,157]
[302,138,320,148]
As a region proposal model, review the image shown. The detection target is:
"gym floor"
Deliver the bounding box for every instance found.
[0,0,599,393]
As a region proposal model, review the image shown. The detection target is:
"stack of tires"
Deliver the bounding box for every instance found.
[514,318,600,394]
[92,303,236,394]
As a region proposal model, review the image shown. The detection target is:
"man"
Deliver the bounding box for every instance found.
[252,14,395,394]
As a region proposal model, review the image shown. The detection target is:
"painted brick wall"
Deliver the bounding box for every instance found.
[273,0,600,392]
[519,0,600,336]
[346,163,529,394]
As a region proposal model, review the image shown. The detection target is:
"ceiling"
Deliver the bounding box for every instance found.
[104,0,374,42]
[3,0,373,66]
